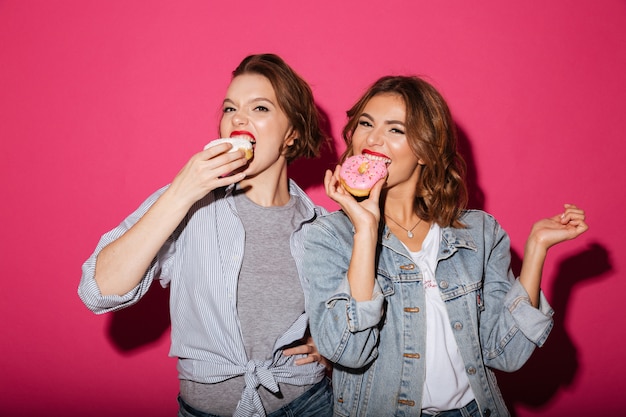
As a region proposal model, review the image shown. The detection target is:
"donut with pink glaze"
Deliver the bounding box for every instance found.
[339,155,388,197]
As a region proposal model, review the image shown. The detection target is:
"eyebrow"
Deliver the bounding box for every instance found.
[360,112,405,126]
[223,97,276,106]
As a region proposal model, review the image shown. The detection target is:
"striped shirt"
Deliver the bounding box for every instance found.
[78,180,328,417]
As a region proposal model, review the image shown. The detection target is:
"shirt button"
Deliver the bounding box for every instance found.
[439,281,449,289]
[467,366,477,375]
[453,322,463,331]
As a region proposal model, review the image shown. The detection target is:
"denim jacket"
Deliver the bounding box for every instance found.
[303,209,554,417]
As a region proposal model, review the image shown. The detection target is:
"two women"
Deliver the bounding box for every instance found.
[304,76,587,416]
[80,59,588,417]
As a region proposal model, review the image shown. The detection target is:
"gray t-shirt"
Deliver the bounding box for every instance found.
[180,190,312,415]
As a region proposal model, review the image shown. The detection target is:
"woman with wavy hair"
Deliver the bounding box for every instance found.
[79,54,332,417]
[304,75,588,416]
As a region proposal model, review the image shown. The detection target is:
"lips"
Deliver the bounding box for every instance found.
[230,131,256,143]
[362,149,391,165]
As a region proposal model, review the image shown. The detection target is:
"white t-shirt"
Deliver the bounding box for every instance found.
[403,223,475,413]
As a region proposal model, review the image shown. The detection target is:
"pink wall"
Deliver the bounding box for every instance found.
[1,1,624,415]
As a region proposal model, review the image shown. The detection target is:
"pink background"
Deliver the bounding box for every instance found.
[1,1,624,416]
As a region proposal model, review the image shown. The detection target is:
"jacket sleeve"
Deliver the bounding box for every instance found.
[479,216,554,372]
[303,216,384,369]
[77,185,175,314]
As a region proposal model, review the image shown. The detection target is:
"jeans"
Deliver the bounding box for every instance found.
[178,377,333,417]
[421,399,481,417]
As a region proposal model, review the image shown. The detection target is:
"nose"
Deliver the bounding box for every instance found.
[231,110,247,126]
[365,127,384,146]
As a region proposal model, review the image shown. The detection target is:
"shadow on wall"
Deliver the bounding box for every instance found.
[456,125,486,211]
[497,242,612,416]
[107,283,170,352]
[289,105,340,190]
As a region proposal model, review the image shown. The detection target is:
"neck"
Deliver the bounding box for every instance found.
[382,192,418,223]
[381,188,429,246]
[239,164,291,207]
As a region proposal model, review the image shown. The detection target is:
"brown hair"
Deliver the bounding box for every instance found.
[232,54,328,164]
[342,75,468,228]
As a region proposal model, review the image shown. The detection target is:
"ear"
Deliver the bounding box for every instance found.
[418,159,426,166]
[284,127,298,147]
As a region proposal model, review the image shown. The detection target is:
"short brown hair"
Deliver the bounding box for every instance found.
[342,76,468,228]
[232,54,328,164]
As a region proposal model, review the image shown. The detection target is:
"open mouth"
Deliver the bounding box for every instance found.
[230,132,256,148]
[362,150,391,165]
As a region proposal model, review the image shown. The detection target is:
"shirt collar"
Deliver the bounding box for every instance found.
[224,179,324,221]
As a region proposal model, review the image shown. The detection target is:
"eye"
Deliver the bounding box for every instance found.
[358,119,372,128]
[254,105,270,112]
[223,106,236,113]
[390,127,405,135]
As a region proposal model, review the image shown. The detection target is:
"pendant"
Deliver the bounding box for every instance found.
[407,231,414,238]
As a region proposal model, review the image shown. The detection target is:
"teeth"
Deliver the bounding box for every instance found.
[363,154,391,164]
[232,135,255,144]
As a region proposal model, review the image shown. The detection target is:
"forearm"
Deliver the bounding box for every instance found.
[310,296,382,368]
[346,230,379,302]
[518,239,548,307]
[94,190,190,295]
[518,203,589,307]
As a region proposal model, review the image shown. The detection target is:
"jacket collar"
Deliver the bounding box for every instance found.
[380,220,477,257]
[441,225,477,251]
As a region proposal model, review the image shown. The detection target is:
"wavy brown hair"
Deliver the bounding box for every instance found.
[342,75,468,228]
[232,54,328,164]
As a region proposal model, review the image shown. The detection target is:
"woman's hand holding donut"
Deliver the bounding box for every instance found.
[165,143,250,209]
[94,142,249,297]
[326,164,386,302]
[325,165,384,235]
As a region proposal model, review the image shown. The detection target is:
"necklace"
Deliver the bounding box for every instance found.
[384,214,423,238]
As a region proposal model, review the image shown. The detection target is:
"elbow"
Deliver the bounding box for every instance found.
[484,346,535,373]
[77,290,108,315]
[332,348,378,369]
[314,327,379,369]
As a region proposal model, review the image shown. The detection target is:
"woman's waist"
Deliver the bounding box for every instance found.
[179,376,316,416]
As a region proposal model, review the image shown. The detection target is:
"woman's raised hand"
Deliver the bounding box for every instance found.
[528,204,589,252]
[166,143,250,208]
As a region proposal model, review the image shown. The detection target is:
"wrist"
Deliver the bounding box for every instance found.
[155,188,195,221]
[524,238,548,263]
[353,227,379,245]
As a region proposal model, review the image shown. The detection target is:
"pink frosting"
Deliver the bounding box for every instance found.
[339,155,388,192]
